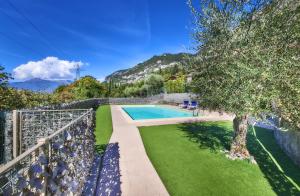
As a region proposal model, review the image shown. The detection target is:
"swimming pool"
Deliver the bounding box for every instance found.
[122,105,194,120]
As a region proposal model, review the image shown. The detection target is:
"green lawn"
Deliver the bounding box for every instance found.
[95,105,113,152]
[139,121,300,196]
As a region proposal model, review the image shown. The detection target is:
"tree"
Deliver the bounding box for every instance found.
[165,75,185,93]
[0,66,61,110]
[0,66,13,110]
[139,84,150,97]
[262,1,300,130]
[72,76,105,99]
[188,0,299,158]
[53,85,75,102]
[144,74,164,95]
[53,76,106,102]
[0,65,11,88]
[124,86,139,97]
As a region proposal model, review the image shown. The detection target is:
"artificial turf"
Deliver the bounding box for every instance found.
[139,121,300,196]
[95,105,113,152]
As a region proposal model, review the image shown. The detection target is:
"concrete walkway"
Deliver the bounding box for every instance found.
[109,105,234,196]
[109,105,170,196]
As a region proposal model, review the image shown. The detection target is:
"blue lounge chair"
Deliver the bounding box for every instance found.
[188,101,198,110]
[179,100,189,108]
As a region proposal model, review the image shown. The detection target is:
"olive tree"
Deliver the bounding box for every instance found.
[144,74,164,95]
[0,65,11,88]
[188,0,299,158]
[0,66,12,109]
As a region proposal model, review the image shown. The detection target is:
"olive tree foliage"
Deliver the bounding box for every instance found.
[266,1,300,129]
[0,65,12,109]
[72,76,105,99]
[124,86,141,97]
[0,65,11,88]
[53,76,106,102]
[123,74,164,97]
[188,0,300,158]
[145,74,164,95]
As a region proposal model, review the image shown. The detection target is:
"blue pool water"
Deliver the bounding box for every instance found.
[122,106,194,120]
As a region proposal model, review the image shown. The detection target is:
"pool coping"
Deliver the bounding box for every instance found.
[117,105,234,127]
[119,104,196,123]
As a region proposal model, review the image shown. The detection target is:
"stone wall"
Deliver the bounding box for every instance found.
[19,110,89,153]
[38,98,104,110]
[108,94,163,105]
[0,112,13,163]
[0,110,95,195]
[0,98,101,164]
[274,129,300,167]
[0,112,4,163]
[163,93,196,104]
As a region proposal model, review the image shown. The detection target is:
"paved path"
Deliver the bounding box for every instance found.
[109,105,170,196]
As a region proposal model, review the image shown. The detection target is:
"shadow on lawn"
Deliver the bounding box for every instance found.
[178,123,300,195]
[179,122,232,152]
[248,127,300,196]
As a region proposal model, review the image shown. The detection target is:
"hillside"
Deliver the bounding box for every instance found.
[9,78,72,93]
[105,53,193,83]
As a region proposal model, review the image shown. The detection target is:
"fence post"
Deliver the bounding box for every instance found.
[37,138,49,195]
[12,110,20,159]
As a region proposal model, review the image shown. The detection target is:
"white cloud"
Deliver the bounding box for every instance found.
[13,57,85,80]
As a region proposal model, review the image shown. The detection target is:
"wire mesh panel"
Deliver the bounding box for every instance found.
[0,109,94,195]
[18,109,89,153]
[0,112,5,164]
[0,112,14,165]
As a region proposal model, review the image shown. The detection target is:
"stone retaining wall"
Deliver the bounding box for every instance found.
[163,93,196,104]
[0,112,12,163]
[274,129,300,167]
[108,94,163,105]
[37,98,103,110]
[0,99,102,164]
[0,110,95,195]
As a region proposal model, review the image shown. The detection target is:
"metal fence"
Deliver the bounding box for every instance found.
[0,108,94,195]
[0,113,5,164]
[16,109,89,154]
[0,112,13,164]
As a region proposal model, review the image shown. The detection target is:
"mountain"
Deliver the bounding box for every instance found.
[105,53,193,83]
[9,78,72,93]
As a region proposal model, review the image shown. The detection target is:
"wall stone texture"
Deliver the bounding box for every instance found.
[0,112,13,163]
[163,93,196,104]
[274,128,300,167]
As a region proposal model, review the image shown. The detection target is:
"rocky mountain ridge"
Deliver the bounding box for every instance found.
[9,78,72,93]
[105,53,193,83]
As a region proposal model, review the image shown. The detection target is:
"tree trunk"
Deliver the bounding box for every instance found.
[230,115,250,159]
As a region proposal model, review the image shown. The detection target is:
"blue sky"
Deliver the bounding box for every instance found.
[0,0,193,81]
